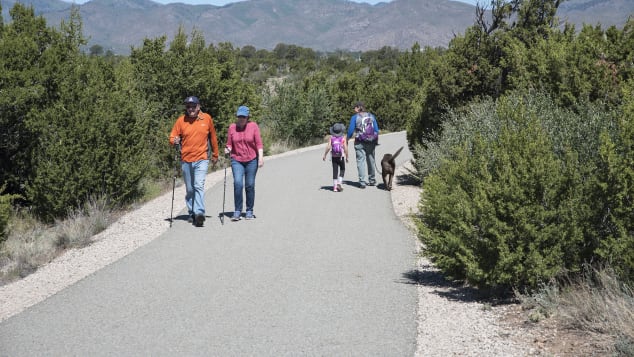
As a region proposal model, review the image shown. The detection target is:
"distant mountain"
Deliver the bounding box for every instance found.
[558,0,633,30]
[1,0,631,55]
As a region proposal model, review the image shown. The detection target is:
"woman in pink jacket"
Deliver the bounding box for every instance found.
[224,106,264,221]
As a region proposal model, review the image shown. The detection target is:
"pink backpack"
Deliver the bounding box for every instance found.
[331,135,344,157]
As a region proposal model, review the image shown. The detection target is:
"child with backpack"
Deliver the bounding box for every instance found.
[323,123,348,192]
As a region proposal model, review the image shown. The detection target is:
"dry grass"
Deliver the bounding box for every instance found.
[54,197,113,249]
[267,138,301,155]
[0,197,115,285]
[0,216,58,283]
[557,267,634,355]
[517,266,634,355]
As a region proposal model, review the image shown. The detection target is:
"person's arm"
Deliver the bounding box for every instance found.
[323,135,332,161]
[253,123,264,167]
[258,148,264,167]
[208,115,219,161]
[169,117,182,146]
[373,115,380,135]
[373,114,380,144]
[343,137,349,162]
[225,125,234,155]
[346,115,356,141]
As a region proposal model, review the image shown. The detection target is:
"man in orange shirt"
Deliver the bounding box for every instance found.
[169,96,219,227]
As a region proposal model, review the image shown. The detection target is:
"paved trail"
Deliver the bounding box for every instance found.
[0,132,416,356]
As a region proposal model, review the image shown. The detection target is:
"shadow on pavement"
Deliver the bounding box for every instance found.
[401,264,514,304]
[164,213,191,223]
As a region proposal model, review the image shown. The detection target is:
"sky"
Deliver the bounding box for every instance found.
[68,0,479,6]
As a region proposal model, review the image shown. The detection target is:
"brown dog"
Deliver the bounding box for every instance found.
[381,146,403,191]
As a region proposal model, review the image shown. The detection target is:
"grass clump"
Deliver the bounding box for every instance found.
[0,196,115,285]
[558,267,634,341]
[517,266,634,355]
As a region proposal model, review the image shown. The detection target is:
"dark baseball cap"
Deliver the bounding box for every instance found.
[184,96,200,105]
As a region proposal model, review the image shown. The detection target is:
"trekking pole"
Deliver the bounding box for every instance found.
[170,143,181,227]
[220,152,228,225]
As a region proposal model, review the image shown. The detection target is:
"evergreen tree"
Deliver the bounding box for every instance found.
[263,74,332,145]
[0,3,56,197]
[26,10,146,220]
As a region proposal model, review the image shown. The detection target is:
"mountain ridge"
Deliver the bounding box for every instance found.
[1,0,631,54]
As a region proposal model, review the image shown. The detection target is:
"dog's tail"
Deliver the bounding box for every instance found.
[390,146,404,163]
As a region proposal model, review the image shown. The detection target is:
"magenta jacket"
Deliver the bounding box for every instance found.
[226,121,263,163]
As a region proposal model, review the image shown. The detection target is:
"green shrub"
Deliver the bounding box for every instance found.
[591,83,634,283]
[413,98,501,179]
[414,91,616,182]
[418,95,588,290]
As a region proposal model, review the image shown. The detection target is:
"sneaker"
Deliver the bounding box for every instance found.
[245,211,255,220]
[368,182,376,186]
[195,214,205,227]
[359,184,366,189]
[231,212,241,221]
[187,215,194,223]
[337,184,343,192]
[333,185,339,192]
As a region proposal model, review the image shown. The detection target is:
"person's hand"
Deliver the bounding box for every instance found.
[173,136,181,145]
[322,154,326,161]
[212,157,218,166]
[224,147,231,155]
[258,158,264,168]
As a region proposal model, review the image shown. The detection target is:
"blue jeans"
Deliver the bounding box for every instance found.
[181,159,209,216]
[231,158,258,213]
[354,140,376,186]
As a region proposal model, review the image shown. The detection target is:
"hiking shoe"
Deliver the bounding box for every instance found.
[231,212,241,221]
[337,184,343,192]
[245,211,255,220]
[194,214,205,227]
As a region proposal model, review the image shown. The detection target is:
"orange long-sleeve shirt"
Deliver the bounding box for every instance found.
[169,112,219,163]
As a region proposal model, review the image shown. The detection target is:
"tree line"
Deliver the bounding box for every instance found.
[0,0,632,291]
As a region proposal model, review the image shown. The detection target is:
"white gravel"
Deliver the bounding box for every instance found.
[0,149,533,356]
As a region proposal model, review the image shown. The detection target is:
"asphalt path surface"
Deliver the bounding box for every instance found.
[0,132,417,356]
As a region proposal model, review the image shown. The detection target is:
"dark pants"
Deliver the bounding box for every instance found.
[331,156,345,179]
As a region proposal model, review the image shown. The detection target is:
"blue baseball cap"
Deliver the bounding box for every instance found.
[184,96,199,105]
[236,105,250,117]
